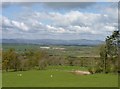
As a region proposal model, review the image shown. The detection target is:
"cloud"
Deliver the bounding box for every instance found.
[2,2,118,40]
[46,25,65,33]
[43,2,95,9]
[67,26,97,34]
[3,8,117,34]
[2,16,29,31]
[35,10,117,33]
[2,2,95,9]
[1,2,39,8]
[2,9,117,35]
[11,21,29,31]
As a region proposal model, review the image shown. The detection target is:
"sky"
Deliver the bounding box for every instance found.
[1,2,118,40]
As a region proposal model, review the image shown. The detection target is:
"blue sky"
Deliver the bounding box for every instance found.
[1,2,118,40]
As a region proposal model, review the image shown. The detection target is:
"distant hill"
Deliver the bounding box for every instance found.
[1,39,104,46]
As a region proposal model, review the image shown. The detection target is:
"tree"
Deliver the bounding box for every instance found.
[24,49,49,70]
[106,31,119,57]
[106,31,119,72]
[99,30,120,73]
[100,45,107,73]
[2,48,21,71]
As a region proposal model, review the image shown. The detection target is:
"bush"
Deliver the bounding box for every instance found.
[88,67,95,74]
[88,66,103,74]
[105,64,118,73]
[94,66,103,73]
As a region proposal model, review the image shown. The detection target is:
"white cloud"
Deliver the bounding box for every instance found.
[11,21,29,31]
[2,5,118,40]
[2,16,29,31]
[46,25,65,33]
[68,26,97,34]
[2,16,12,27]
[104,26,116,32]
[2,11,117,35]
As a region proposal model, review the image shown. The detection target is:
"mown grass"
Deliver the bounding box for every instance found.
[0,71,2,88]
[2,66,118,87]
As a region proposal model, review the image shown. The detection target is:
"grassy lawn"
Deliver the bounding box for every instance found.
[2,66,118,87]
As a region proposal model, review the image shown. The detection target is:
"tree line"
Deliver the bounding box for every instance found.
[2,48,100,72]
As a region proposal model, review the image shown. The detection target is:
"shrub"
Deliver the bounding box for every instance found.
[94,66,103,73]
[88,67,95,74]
[88,66,103,74]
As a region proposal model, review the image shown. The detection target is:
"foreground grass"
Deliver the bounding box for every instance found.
[3,66,118,87]
[0,71,1,87]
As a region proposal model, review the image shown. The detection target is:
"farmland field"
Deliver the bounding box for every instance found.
[2,43,100,57]
[2,66,118,87]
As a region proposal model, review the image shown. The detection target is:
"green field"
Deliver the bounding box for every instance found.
[2,43,100,57]
[0,65,1,87]
[2,66,118,87]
